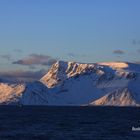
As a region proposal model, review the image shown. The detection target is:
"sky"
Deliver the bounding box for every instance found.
[0,0,140,82]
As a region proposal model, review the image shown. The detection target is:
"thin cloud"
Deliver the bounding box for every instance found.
[132,39,140,45]
[113,50,125,55]
[0,54,12,61]
[132,40,136,45]
[14,49,23,53]
[13,54,57,66]
[29,65,37,70]
[42,59,58,66]
[68,53,76,57]
[137,49,140,53]
[68,53,87,58]
[0,69,46,82]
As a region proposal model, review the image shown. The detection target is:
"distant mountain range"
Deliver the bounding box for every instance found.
[0,61,140,106]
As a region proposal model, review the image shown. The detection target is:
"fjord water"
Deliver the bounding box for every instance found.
[0,106,140,140]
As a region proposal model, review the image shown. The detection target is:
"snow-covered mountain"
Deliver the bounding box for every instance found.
[0,83,25,105]
[21,81,49,105]
[0,61,140,106]
[0,82,49,105]
[90,88,139,106]
[40,61,140,106]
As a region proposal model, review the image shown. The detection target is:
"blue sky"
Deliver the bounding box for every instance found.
[0,0,140,81]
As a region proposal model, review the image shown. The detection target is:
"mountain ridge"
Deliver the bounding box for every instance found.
[0,60,140,106]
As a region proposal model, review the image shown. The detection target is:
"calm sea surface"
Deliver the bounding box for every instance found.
[0,106,140,140]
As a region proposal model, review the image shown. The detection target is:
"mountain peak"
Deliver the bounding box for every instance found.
[40,61,95,88]
[90,88,139,106]
[40,61,140,88]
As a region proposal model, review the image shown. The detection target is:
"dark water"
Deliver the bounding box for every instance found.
[0,106,140,140]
